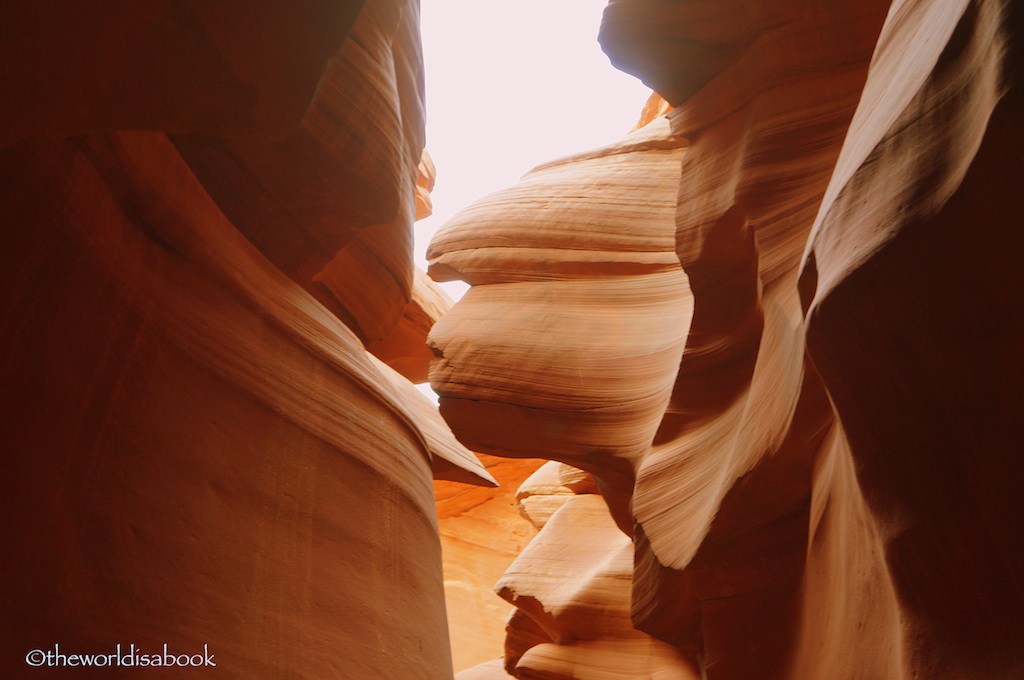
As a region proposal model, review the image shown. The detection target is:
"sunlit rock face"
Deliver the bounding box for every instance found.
[429,115,693,532]
[454,461,701,680]
[435,455,543,673]
[0,1,492,678]
[495,463,701,680]
[431,1,1024,679]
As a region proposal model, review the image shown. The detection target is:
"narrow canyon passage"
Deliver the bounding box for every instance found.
[1,1,1022,679]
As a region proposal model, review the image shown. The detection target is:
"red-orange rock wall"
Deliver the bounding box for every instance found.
[2,1,1022,678]
[429,1,1024,678]
[0,1,491,678]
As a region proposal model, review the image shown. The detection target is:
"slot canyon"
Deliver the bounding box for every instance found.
[1,0,1022,678]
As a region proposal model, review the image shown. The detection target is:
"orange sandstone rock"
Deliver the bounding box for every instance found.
[0,0,370,146]
[498,470,700,680]
[429,115,692,533]
[456,659,517,680]
[0,1,489,678]
[369,268,457,384]
[436,455,542,672]
[171,0,427,349]
[430,1,1024,679]
[798,0,1024,676]
[0,130,486,678]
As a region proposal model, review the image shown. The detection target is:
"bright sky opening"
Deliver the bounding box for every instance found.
[414,0,653,300]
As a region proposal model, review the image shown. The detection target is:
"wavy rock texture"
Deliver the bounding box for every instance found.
[456,463,699,680]
[0,1,491,678]
[429,115,693,531]
[457,659,517,680]
[598,6,898,677]
[797,1,1024,676]
[430,1,1024,678]
[171,0,427,348]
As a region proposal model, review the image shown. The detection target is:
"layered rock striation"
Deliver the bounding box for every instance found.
[0,1,492,678]
[430,1,1024,679]
[2,0,1022,678]
[456,461,701,680]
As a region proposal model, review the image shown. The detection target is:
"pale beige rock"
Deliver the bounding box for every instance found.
[429,115,693,531]
[497,495,638,643]
[515,640,698,680]
[416,150,438,220]
[455,659,516,680]
[515,462,579,529]
[557,464,599,494]
[496,488,699,680]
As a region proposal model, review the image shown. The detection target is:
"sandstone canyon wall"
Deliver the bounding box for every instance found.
[430,1,1024,679]
[435,455,543,672]
[2,0,1023,679]
[0,1,494,678]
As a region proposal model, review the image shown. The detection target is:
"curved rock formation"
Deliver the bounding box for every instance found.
[456,463,699,680]
[169,0,427,348]
[3,0,1022,677]
[0,1,491,678]
[429,114,693,531]
[798,1,1024,675]
[430,1,1024,678]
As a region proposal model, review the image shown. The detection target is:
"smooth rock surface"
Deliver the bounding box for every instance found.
[436,455,543,672]
[429,1,1024,678]
[0,1,489,678]
[498,470,700,680]
[0,0,369,146]
[429,115,693,533]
